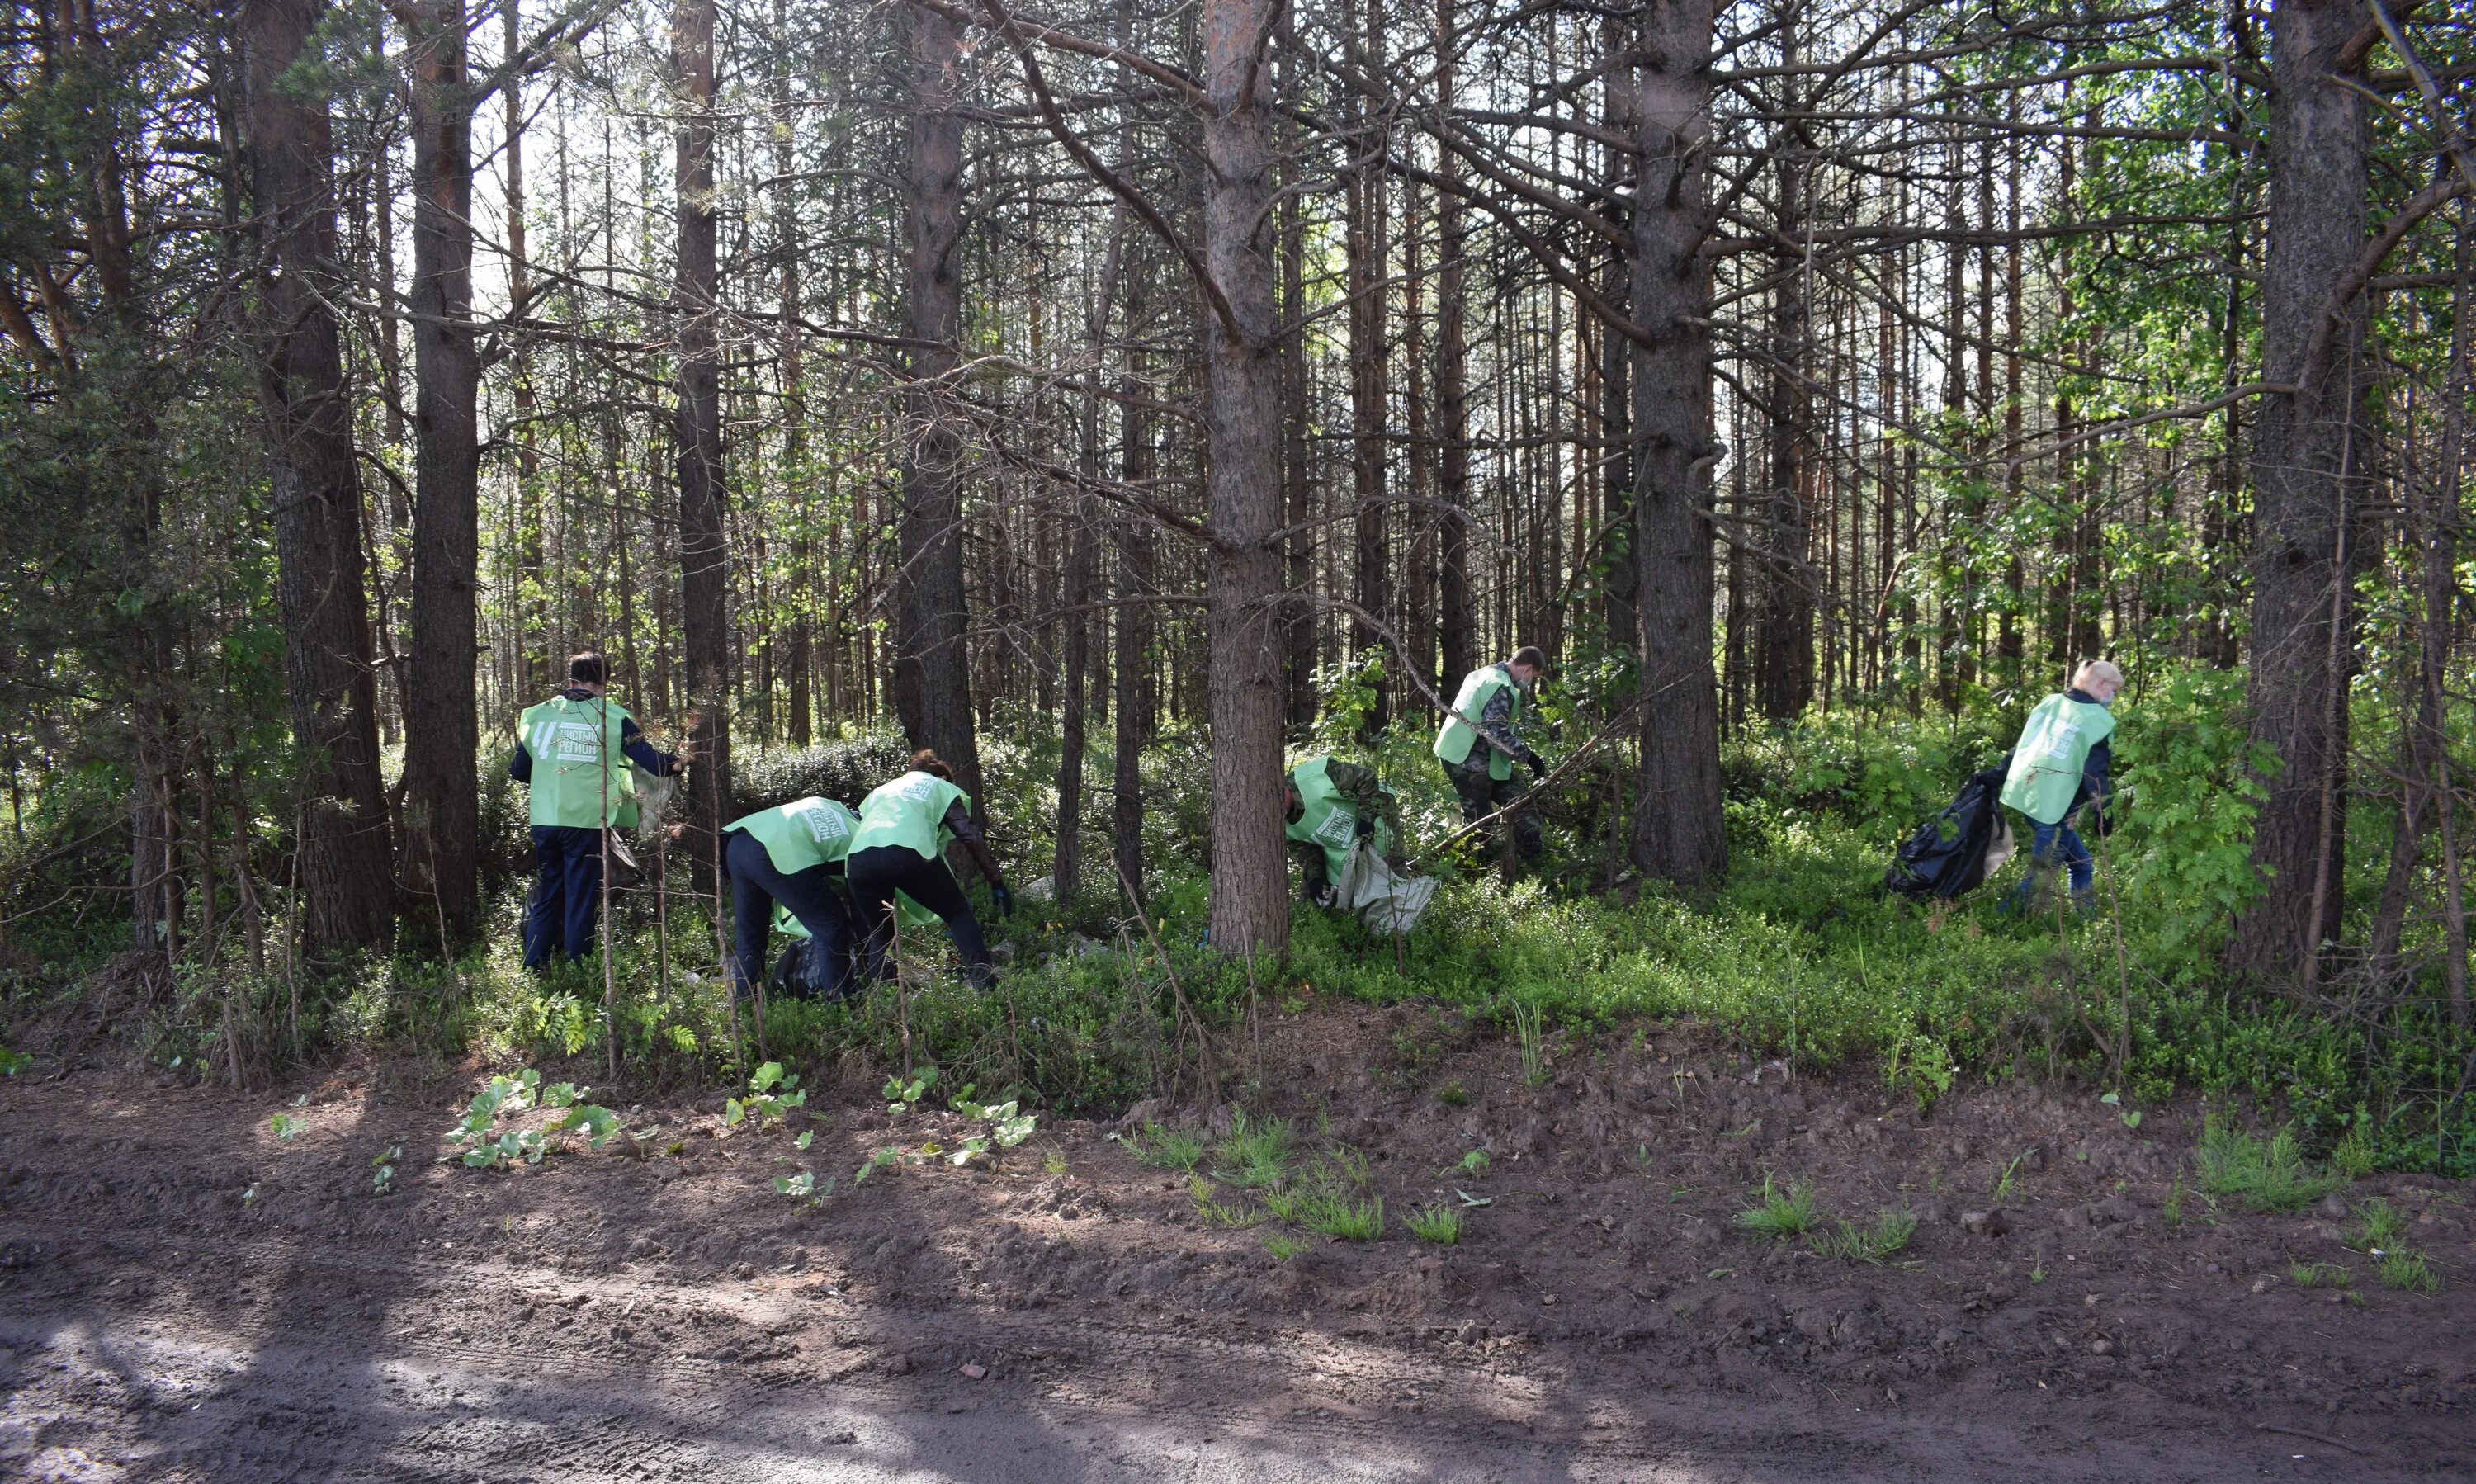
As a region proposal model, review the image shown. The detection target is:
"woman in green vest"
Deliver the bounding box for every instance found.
[2000,659,2123,916]
[1432,645,1548,864]
[1284,756,1401,906]
[721,796,862,1004]
[846,751,1012,986]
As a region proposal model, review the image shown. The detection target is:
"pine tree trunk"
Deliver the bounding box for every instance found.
[1346,1,1390,726]
[2228,0,2370,980]
[243,0,396,953]
[1434,0,1475,691]
[1757,44,1812,722]
[675,0,733,878]
[1626,0,1727,886]
[1201,0,1289,954]
[892,2,984,806]
[401,0,482,943]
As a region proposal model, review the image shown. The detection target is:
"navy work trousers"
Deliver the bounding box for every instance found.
[725,828,856,1004]
[845,844,996,987]
[523,825,606,967]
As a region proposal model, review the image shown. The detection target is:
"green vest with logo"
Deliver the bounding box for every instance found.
[725,797,859,875]
[1285,758,1363,881]
[1434,664,1522,780]
[518,696,637,829]
[2000,693,2115,825]
[852,771,971,860]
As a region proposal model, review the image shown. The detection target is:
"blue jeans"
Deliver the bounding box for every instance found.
[524,825,605,967]
[725,828,856,1004]
[2012,819,2092,900]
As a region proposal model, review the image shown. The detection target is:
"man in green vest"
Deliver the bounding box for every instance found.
[509,652,688,967]
[1432,645,1548,866]
[721,797,862,1004]
[1283,756,1403,907]
[2000,659,2122,917]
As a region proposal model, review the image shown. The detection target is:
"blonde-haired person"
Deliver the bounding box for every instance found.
[1999,659,2123,917]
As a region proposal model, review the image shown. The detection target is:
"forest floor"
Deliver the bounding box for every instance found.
[3,1003,2472,1482]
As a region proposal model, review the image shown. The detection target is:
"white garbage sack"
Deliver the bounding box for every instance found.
[1335,839,1438,937]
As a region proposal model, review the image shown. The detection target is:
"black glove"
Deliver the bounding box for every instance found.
[1354,812,1377,839]
[1525,752,1548,780]
[990,885,1014,917]
[1307,878,1337,910]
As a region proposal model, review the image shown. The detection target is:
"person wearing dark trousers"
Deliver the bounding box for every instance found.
[846,750,1011,987]
[1433,645,1548,866]
[722,797,862,1005]
[509,652,685,968]
[2000,659,2123,919]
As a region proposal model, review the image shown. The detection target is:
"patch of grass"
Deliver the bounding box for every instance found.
[1213,1111,1293,1189]
[1190,1174,1259,1227]
[1436,1080,1467,1107]
[1733,1174,1820,1240]
[1992,1149,2034,1205]
[1807,1208,1916,1264]
[1131,1122,1206,1173]
[1406,1203,1462,1245]
[2347,1198,2407,1253]
[1041,1147,1068,1179]
[1512,997,1548,1089]
[1297,1188,1384,1241]
[1263,1232,1307,1261]
[2195,1115,2337,1212]
[2331,1125,2379,1180]
[1444,1148,1491,1179]
[2377,1250,2438,1293]
[2162,1177,2184,1226]
[2289,1260,2351,1289]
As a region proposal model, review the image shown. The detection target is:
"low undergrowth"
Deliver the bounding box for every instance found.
[11,692,2474,1179]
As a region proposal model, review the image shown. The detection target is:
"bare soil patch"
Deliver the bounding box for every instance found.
[3,1004,2470,1481]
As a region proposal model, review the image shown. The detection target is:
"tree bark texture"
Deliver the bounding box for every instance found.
[1628,0,1729,886]
[892,3,985,809]
[2229,0,2370,979]
[1202,0,1289,954]
[401,0,481,943]
[243,0,396,953]
[676,0,733,877]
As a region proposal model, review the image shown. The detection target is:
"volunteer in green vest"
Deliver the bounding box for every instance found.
[1284,757,1403,907]
[1999,659,2122,917]
[508,652,688,968]
[721,796,862,1005]
[1432,645,1548,865]
[847,750,1011,987]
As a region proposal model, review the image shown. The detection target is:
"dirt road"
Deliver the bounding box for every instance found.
[3,1010,2468,1481]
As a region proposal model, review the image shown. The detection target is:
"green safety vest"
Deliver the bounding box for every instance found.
[517,696,637,829]
[725,796,859,876]
[1999,693,2115,825]
[851,771,971,860]
[1434,664,1523,781]
[1285,758,1363,881]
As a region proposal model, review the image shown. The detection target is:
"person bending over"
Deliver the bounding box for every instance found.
[721,796,862,1005]
[846,751,1011,986]
[1284,756,1403,907]
[1432,645,1548,866]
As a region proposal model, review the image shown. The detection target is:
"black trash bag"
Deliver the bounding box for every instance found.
[768,934,858,1003]
[1883,766,2012,902]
